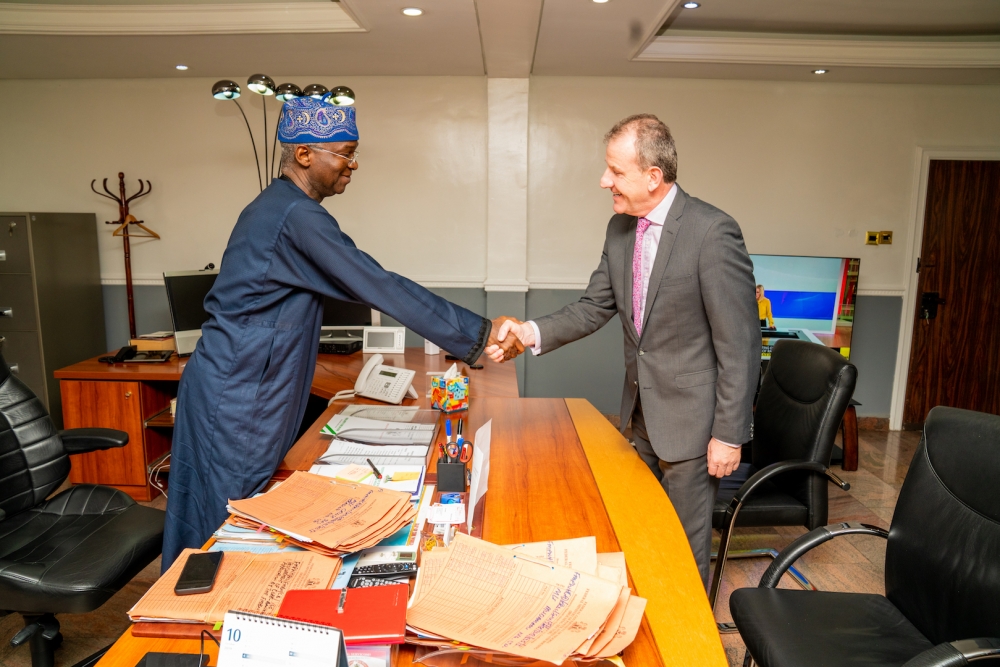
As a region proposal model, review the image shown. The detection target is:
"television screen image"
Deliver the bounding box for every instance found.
[749,255,860,360]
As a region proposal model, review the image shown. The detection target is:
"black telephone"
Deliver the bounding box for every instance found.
[99,346,137,364]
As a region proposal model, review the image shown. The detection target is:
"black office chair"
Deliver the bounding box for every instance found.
[730,406,1000,667]
[709,340,856,616]
[0,347,166,667]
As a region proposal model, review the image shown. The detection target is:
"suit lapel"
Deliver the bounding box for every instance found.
[640,188,687,339]
[623,216,639,341]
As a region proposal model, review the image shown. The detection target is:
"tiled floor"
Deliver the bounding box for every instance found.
[715,428,921,667]
[0,429,921,667]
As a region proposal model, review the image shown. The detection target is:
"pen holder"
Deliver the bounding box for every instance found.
[430,375,470,413]
[437,461,467,493]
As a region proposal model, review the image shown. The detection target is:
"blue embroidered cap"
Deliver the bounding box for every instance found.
[278,93,358,144]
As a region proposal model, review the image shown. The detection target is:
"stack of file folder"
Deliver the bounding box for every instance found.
[405,534,647,665]
[227,471,417,557]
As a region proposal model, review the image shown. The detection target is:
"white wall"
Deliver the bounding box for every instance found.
[0,76,488,285]
[527,77,1000,291]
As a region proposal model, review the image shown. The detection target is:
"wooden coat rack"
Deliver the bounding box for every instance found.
[91,172,159,340]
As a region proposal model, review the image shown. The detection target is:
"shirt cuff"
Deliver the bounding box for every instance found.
[716,438,741,448]
[527,320,542,356]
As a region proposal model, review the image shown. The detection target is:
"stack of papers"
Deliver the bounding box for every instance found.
[315,439,428,467]
[321,415,435,446]
[227,471,417,557]
[307,463,426,498]
[406,534,646,665]
[128,549,338,624]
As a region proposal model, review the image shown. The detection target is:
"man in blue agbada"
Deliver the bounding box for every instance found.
[163,94,521,570]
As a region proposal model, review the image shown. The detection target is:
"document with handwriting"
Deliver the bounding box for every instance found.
[128,549,337,623]
[406,534,623,664]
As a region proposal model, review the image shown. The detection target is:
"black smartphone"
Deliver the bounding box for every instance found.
[174,551,223,595]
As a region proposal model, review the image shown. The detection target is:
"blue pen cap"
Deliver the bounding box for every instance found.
[445,419,453,437]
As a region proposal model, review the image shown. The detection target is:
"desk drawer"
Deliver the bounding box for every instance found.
[0,331,45,404]
[0,215,31,274]
[0,274,39,331]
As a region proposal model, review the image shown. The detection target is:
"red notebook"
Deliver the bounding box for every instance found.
[277,585,408,645]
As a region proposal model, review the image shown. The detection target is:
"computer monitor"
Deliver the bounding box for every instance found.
[163,270,219,356]
[322,296,373,328]
[749,255,860,360]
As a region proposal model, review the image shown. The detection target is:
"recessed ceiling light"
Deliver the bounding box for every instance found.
[813,68,828,74]
[593,0,610,3]
[402,7,422,16]
[683,2,700,8]
[176,65,188,70]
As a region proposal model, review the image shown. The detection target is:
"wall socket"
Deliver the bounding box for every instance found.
[866,231,880,245]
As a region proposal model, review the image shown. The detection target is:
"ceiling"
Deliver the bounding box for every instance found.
[1,0,998,83]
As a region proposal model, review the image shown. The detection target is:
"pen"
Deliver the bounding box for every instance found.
[438,442,446,461]
[456,418,464,445]
[445,419,453,443]
[366,458,383,480]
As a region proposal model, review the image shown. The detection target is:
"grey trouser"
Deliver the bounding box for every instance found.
[631,397,720,589]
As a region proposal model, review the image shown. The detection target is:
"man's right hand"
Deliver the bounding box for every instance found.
[485,318,535,363]
[485,316,526,363]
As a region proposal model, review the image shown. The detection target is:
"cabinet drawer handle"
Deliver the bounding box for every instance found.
[125,391,132,399]
[0,250,6,261]
[9,363,18,374]
[0,308,11,318]
[8,221,15,236]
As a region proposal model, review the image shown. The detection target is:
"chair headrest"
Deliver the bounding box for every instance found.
[768,339,855,404]
[924,406,1000,523]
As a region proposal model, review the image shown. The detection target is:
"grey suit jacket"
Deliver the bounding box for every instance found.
[535,185,760,462]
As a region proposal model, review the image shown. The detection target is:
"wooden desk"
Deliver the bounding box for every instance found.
[54,350,517,500]
[94,393,726,667]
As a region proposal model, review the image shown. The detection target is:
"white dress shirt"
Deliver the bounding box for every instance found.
[525,184,739,449]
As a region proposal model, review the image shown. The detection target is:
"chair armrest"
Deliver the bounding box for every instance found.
[59,428,129,454]
[0,508,5,522]
[902,638,1000,667]
[758,521,888,588]
[724,459,851,522]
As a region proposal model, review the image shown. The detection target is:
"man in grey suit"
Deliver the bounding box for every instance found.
[487,114,759,586]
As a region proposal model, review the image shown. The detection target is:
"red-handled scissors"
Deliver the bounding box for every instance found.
[459,441,473,463]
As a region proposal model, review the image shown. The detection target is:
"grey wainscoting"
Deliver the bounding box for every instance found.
[100,285,902,419]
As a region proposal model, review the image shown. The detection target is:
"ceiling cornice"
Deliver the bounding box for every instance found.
[636,34,1000,68]
[0,1,366,35]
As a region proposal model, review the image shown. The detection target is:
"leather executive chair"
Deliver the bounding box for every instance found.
[730,406,1000,667]
[709,339,856,621]
[0,346,165,667]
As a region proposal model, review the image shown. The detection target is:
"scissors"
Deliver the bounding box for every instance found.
[458,441,473,463]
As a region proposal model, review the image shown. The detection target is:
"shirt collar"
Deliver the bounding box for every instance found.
[642,183,677,226]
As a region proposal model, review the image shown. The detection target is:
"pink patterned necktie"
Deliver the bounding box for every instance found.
[632,217,651,336]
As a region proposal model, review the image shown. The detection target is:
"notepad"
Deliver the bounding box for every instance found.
[217,611,348,667]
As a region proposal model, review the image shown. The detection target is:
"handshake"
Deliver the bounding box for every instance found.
[484,316,536,363]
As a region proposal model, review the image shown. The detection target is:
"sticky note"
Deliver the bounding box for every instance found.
[390,471,420,482]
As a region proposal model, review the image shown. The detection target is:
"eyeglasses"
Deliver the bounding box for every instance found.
[310,146,359,168]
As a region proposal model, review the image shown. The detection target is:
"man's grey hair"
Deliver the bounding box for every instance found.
[279,142,321,171]
[605,114,677,183]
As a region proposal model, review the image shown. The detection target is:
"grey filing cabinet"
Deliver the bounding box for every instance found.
[0,213,106,428]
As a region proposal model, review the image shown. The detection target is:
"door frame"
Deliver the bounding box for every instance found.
[889,147,1000,430]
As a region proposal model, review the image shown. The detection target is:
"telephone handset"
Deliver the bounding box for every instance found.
[332,354,418,405]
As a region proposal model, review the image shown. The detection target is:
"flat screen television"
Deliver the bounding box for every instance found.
[749,254,860,360]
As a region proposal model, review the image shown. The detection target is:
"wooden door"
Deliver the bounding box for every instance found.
[63,380,147,487]
[903,160,1000,427]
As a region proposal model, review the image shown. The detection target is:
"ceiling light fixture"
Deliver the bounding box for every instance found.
[593,0,610,3]
[402,7,422,16]
[813,68,828,74]
[683,2,700,8]
[176,64,189,71]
